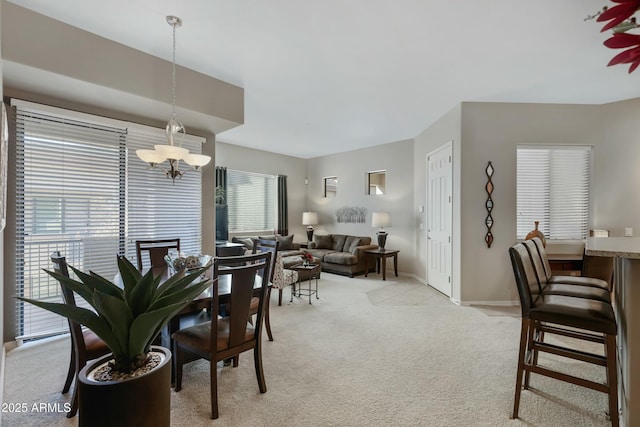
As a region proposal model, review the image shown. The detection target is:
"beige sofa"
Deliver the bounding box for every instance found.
[306,234,378,277]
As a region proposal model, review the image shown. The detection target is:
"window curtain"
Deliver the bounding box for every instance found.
[215,166,228,241]
[277,174,288,235]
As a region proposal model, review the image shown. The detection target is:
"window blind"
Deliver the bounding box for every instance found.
[517,146,591,240]
[13,101,204,340]
[125,125,204,264]
[226,170,276,233]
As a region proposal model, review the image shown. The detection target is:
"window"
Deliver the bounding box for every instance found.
[226,170,276,233]
[324,176,337,197]
[517,145,591,240]
[13,100,204,340]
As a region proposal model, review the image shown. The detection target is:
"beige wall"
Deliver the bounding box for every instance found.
[306,140,414,274]
[594,97,640,236]
[0,2,5,410]
[458,102,603,303]
[215,141,308,241]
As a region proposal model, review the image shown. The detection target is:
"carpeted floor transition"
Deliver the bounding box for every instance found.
[3,273,611,426]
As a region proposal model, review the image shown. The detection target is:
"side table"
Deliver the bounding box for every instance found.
[288,264,321,304]
[364,249,399,281]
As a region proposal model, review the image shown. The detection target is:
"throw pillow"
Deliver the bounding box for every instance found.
[232,237,254,251]
[314,234,332,249]
[331,234,347,252]
[276,234,294,250]
[258,235,277,241]
[344,236,362,253]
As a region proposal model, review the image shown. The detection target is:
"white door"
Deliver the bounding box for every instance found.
[427,142,453,297]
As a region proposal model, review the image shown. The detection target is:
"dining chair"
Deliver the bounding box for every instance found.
[135,238,180,271]
[251,238,279,341]
[172,251,272,419]
[50,251,110,418]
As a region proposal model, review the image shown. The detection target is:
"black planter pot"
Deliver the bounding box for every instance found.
[78,346,171,427]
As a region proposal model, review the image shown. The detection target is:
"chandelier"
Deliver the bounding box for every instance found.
[136,15,211,182]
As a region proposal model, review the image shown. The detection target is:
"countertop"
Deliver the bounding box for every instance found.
[585,237,640,259]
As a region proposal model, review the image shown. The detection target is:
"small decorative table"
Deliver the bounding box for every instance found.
[288,264,321,304]
[364,249,399,281]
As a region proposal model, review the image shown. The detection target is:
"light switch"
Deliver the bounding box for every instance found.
[625,228,633,237]
[419,205,424,213]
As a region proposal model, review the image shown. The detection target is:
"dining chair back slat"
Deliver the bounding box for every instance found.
[135,238,180,271]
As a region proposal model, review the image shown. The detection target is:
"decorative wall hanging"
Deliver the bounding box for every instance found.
[484,161,494,248]
[335,206,367,223]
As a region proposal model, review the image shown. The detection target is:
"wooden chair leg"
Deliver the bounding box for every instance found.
[173,342,183,392]
[265,287,274,341]
[254,343,267,394]
[524,321,540,389]
[512,319,530,419]
[67,350,84,418]
[605,334,619,425]
[211,358,219,419]
[278,289,283,306]
[62,340,75,394]
[233,355,239,367]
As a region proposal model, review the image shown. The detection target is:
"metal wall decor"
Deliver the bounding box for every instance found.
[335,206,367,223]
[484,161,494,248]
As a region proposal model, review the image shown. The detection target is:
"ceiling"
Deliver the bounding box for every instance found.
[5,0,640,159]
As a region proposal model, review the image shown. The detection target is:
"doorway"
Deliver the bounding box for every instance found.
[426,142,453,297]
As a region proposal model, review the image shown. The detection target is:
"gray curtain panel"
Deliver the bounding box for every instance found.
[215,166,228,241]
[277,174,288,235]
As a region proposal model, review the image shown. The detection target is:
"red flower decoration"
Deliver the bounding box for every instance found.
[301,252,313,262]
[604,32,640,72]
[597,0,640,32]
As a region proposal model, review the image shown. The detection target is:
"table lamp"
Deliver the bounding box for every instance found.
[372,211,391,250]
[302,212,318,242]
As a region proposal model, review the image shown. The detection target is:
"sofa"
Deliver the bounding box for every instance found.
[306,234,378,277]
[231,233,377,278]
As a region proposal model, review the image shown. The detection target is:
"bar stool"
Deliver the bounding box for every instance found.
[509,242,618,426]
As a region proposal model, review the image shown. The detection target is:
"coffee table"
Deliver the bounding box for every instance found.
[288,263,321,304]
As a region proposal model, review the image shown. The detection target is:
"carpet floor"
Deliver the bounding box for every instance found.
[2,273,612,426]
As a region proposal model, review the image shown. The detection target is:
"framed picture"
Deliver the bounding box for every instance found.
[0,102,8,231]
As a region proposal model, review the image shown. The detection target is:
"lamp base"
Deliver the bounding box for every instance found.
[306,228,314,242]
[377,231,387,250]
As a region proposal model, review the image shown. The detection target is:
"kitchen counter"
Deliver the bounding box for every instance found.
[586,237,639,426]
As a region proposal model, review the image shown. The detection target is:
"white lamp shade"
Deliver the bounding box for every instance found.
[154,144,188,161]
[184,153,212,169]
[136,149,166,164]
[372,211,391,228]
[302,212,318,226]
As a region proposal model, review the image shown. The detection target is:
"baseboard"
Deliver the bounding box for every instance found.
[461,300,520,307]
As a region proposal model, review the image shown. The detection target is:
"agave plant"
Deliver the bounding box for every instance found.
[18,256,212,373]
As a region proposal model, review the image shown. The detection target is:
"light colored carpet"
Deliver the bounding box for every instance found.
[3,273,611,426]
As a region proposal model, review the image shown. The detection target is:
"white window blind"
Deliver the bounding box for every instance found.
[125,126,204,264]
[517,146,591,240]
[13,101,204,340]
[226,170,276,233]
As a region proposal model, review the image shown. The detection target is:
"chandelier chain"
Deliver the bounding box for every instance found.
[171,20,177,122]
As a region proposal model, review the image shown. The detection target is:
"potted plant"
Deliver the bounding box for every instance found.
[18,256,212,427]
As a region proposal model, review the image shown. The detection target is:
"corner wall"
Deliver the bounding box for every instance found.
[306,140,414,274]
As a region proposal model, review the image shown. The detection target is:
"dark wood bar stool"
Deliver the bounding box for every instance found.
[509,242,618,426]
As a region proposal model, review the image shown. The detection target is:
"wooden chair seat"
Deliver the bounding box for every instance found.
[173,318,256,353]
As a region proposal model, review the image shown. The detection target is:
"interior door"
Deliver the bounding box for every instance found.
[427,142,453,297]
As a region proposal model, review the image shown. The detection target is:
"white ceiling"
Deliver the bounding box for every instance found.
[5,0,640,159]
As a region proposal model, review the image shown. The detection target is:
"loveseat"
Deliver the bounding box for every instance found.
[306,234,378,277]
